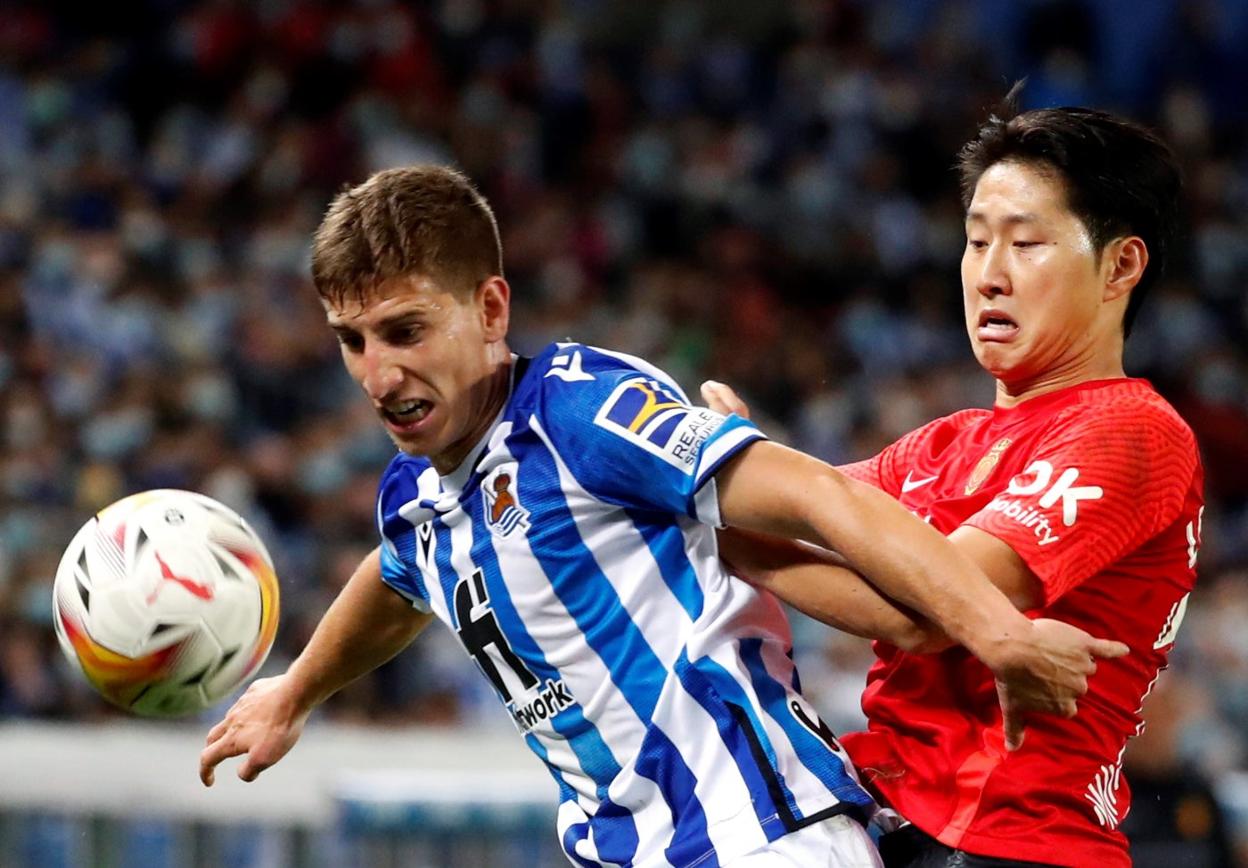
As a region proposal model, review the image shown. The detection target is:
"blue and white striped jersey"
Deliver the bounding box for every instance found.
[376,342,873,867]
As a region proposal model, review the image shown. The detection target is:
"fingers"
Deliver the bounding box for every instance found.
[700,381,750,418]
[205,719,229,746]
[1090,639,1130,659]
[200,734,244,787]
[238,755,267,783]
[999,695,1025,751]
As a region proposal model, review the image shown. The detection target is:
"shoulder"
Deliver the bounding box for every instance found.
[377,451,432,516]
[513,341,691,429]
[1050,380,1197,451]
[894,407,992,454]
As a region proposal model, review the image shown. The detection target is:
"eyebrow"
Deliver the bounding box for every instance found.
[965,210,1041,225]
[326,310,427,332]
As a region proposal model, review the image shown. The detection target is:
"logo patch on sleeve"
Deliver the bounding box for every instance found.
[593,378,723,474]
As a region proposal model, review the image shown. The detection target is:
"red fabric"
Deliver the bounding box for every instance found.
[839,378,1204,867]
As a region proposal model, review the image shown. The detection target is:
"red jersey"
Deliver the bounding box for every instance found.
[838,378,1204,867]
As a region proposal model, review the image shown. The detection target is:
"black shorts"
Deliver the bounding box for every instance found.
[878,825,1059,868]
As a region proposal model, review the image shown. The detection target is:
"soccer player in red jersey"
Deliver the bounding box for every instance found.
[707,102,1202,867]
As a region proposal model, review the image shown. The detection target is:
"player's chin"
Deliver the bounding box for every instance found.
[383,425,438,457]
[972,342,1024,378]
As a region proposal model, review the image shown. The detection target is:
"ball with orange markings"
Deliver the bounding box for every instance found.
[52,489,280,718]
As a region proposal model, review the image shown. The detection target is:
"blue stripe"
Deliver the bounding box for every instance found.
[739,639,874,810]
[527,734,577,804]
[515,438,668,724]
[674,650,788,842]
[561,821,598,868]
[431,520,461,628]
[633,726,718,868]
[467,515,624,804]
[625,510,704,622]
[529,737,599,868]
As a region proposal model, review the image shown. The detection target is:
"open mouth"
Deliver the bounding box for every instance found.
[976,310,1019,341]
[381,399,432,428]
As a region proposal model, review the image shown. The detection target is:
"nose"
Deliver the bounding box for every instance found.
[975,242,1012,298]
[360,343,403,402]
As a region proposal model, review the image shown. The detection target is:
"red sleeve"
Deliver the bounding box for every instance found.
[964,399,1198,605]
[837,429,921,495]
[839,415,969,496]
[837,456,886,489]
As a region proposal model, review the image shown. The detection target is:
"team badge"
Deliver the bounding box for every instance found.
[483,467,530,538]
[593,377,721,474]
[964,437,1012,495]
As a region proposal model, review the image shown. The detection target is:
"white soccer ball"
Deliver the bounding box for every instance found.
[52,489,280,718]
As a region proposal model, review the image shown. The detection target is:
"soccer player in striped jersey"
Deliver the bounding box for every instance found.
[707,105,1200,867]
[198,166,1126,867]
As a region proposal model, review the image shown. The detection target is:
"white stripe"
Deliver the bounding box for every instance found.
[581,344,692,403]
[531,416,694,669]
[695,426,764,490]
[533,414,777,860]
[649,675,771,859]
[699,608,854,825]
[693,477,722,527]
[479,441,634,809]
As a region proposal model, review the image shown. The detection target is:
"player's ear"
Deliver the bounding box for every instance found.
[1102,236,1148,303]
[476,276,510,342]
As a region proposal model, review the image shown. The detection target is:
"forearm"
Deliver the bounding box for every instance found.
[802,471,1031,659]
[284,547,432,712]
[718,528,948,652]
[717,442,1033,664]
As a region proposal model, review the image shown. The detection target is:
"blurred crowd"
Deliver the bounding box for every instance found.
[1,0,1247,858]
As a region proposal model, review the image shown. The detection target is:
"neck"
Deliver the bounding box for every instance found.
[431,346,513,475]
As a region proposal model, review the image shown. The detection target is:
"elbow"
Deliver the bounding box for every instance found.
[888,619,954,654]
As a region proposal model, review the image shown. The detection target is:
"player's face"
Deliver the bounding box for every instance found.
[961,161,1120,393]
[325,273,511,471]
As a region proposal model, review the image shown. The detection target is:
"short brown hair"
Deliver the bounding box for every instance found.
[311,165,503,306]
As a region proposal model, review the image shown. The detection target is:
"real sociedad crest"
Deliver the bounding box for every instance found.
[483,466,530,538]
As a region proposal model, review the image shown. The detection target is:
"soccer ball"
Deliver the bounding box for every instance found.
[52,489,280,718]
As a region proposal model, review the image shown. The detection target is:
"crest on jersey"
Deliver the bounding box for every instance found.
[964,437,1013,495]
[483,466,530,538]
[594,377,721,474]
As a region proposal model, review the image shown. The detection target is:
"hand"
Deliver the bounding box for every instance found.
[199,676,310,786]
[988,618,1129,750]
[700,380,751,419]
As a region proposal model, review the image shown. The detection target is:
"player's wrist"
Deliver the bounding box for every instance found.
[962,612,1038,673]
[279,664,331,716]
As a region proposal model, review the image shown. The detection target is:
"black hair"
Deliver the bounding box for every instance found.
[957,85,1182,337]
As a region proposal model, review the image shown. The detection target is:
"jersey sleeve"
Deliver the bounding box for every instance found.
[963,400,1199,605]
[534,346,766,526]
[837,416,959,496]
[375,454,433,613]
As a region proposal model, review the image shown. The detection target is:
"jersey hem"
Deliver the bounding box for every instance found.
[929,823,1130,868]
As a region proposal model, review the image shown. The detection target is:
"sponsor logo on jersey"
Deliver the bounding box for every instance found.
[545,349,595,382]
[594,377,721,474]
[964,437,1012,495]
[901,471,938,494]
[1085,758,1124,829]
[984,460,1105,546]
[1006,460,1103,526]
[483,467,530,538]
[983,497,1062,546]
[510,678,577,732]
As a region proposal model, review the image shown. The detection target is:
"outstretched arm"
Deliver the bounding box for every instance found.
[717,527,949,652]
[712,439,1126,749]
[200,547,432,785]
